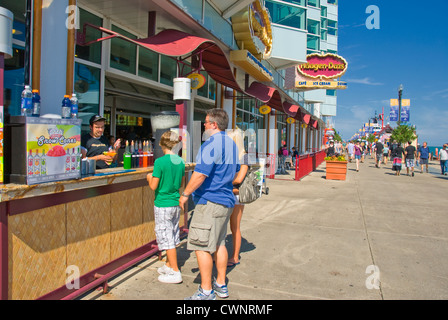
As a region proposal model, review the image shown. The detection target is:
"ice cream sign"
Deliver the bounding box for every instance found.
[298,53,348,79]
[26,118,81,185]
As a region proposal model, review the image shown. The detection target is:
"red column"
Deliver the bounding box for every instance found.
[176,100,187,129]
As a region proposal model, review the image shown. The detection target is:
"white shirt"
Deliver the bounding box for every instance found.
[440,148,448,160]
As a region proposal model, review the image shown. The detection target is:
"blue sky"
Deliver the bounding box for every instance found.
[336,0,448,146]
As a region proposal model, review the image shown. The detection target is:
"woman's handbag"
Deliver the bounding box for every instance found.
[238,168,261,204]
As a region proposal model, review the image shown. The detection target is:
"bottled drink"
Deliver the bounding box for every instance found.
[70,93,78,119]
[34,149,41,176]
[71,148,76,171]
[27,149,34,176]
[21,85,33,116]
[143,141,149,168]
[131,141,137,168]
[75,147,80,171]
[65,148,71,172]
[41,150,47,176]
[123,140,132,170]
[138,141,143,168]
[61,95,71,119]
[32,90,41,117]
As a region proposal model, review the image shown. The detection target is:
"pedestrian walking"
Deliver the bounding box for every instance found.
[179,109,240,300]
[326,140,336,157]
[392,142,405,176]
[439,144,448,175]
[354,141,362,172]
[418,142,430,173]
[375,140,384,168]
[347,141,355,162]
[383,142,389,165]
[147,130,185,284]
[405,141,417,177]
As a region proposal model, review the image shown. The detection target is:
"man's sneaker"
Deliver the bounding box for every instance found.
[157,264,172,275]
[158,270,182,284]
[213,278,229,298]
[185,286,216,300]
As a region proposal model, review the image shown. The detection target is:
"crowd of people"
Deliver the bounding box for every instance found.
[325,139,448,176]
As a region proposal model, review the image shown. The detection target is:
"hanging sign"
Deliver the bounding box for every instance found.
[187,73,206,90]
[259,104,271,114]
[298,53,348,79]
[286,117,295,124]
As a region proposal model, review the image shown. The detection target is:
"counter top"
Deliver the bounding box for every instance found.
[0,164,196,202]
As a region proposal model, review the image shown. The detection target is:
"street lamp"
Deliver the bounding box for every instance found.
[398,84,403,125]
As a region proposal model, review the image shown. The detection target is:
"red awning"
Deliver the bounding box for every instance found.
[79,25,307,120]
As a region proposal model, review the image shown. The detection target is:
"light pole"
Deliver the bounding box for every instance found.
[398,84,403,125]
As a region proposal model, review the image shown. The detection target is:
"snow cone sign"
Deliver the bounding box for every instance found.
[26,118,81,185]
[298,53,348,79]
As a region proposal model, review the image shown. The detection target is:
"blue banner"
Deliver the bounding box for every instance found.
[401,105,410,122]
[390,105,398,122]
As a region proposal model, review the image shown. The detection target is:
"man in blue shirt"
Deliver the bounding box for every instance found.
[418,141,430,173]
[179,109,239,300]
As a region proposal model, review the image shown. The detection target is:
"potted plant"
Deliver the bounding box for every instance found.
[325,154,348,180]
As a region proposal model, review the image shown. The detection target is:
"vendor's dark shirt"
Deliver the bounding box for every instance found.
[81,134,110,169]
[326,146,335,156]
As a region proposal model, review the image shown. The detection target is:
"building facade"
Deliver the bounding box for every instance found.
[2,0,340,162]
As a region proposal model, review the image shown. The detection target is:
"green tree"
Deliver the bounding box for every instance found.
[390,125,417,144]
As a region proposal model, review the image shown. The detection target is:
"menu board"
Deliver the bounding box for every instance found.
[25,118,81,185]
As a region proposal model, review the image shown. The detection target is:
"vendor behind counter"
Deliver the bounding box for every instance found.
[81,115,121,169]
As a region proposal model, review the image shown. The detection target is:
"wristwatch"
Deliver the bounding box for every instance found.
[181,192,190,197]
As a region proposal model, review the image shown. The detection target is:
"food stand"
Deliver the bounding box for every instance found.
[0,112,192,300]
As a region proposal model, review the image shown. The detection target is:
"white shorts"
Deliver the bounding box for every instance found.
[154,206,181,251]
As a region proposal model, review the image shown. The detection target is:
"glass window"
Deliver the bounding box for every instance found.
[160,55,177,86]
[307,19,320,35]
[138,48,159,81]
[307,35,320,51]
[4,45,25,116]
[307,0,320,8]
[327,0,337,5]
[203,1,235,46]
[321,29,327,41]
[75,8,103,64]
[265,1,306,30]
[208,76,216,100]
[171,0,203,22]
[110,25,137,74]
[321,6,327,17]
[326,90,336,96]
[74,63,101,135]
[282,0,306,6]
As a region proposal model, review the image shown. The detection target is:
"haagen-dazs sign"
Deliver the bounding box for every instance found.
[298,53,348,79]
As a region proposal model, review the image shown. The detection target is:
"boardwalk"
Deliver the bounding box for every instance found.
[81,156,448,300]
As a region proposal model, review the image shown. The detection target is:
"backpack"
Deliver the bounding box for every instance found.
[238,168,261,204]
[282,148,288,156]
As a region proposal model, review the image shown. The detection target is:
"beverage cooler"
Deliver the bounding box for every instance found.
[4,116,82,185]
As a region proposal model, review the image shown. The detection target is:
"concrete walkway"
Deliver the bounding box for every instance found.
[81,156,448,300]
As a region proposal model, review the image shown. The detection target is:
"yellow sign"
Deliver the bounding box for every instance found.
[301,124,307,128]
[259,105,271,114]
[295,80,347,90]
[187,73,206,90]
[231,0,273,60]
[286,117,295,124]
[402,99,410,106]
[390,99,398,106]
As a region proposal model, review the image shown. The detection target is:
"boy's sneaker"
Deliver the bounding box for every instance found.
[157,264,172,275]
[158,270,182,284]
[212,278,229,298]
[185,286,216,300]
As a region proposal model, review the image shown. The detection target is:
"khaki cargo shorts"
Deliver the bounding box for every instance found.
[187,201,233,254]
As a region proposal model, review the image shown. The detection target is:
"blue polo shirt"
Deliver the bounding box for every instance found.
[419,146,430,159]
[193,131,240,208]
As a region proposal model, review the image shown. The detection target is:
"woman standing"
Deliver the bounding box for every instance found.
[392,142,405,176]
[227,129,249,267]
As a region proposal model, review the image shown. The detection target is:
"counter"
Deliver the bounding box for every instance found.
[0,164,195,300]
